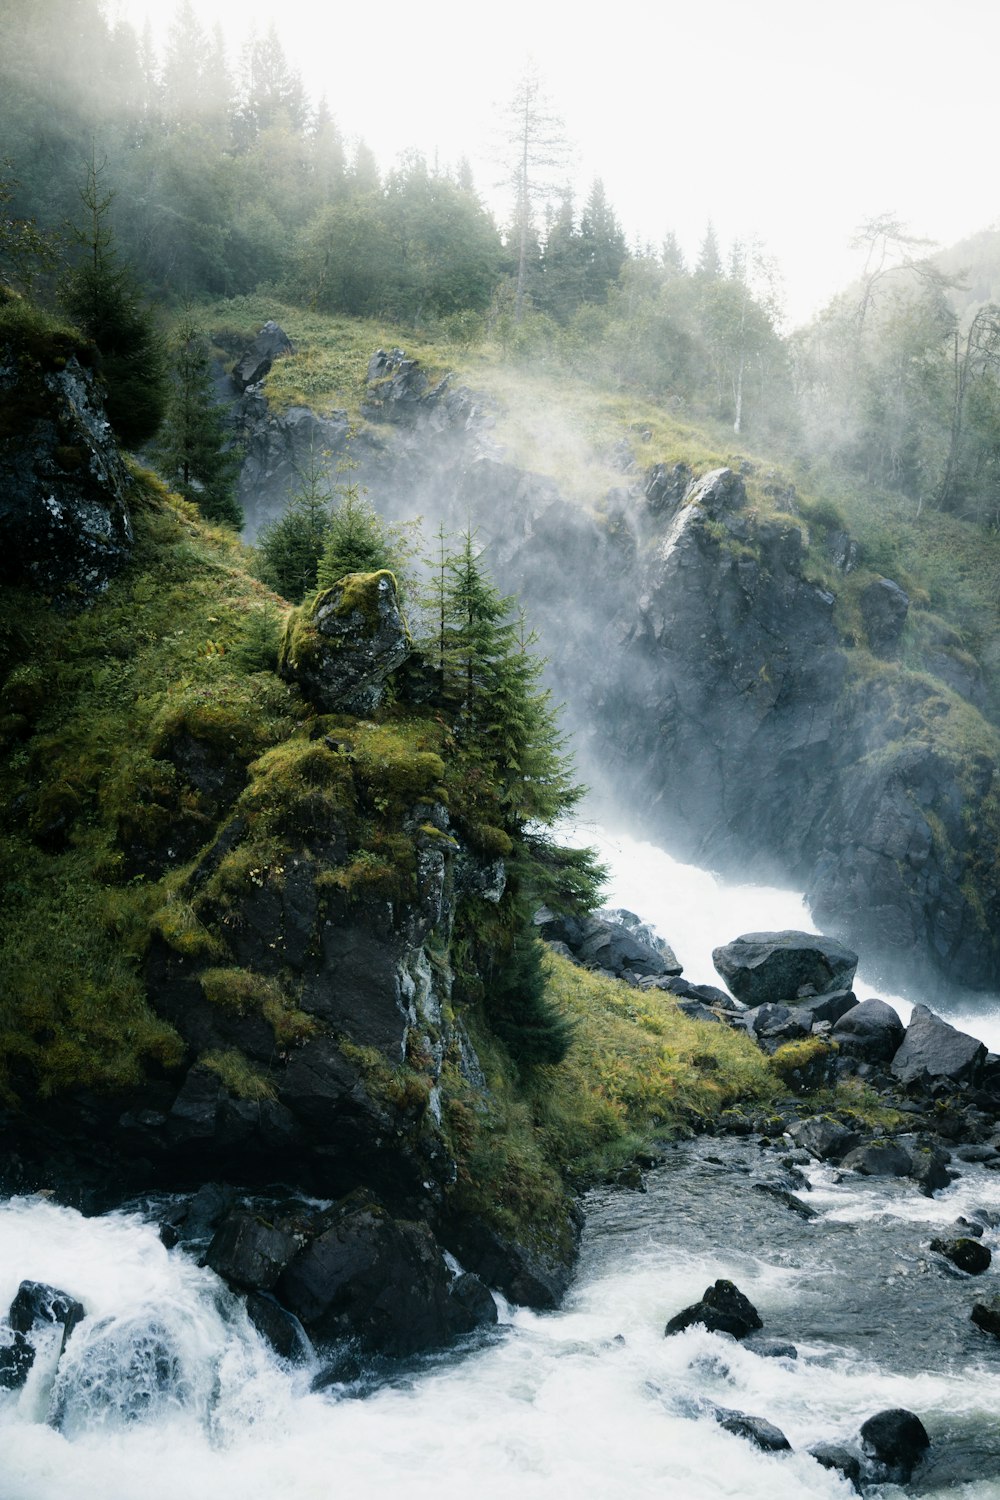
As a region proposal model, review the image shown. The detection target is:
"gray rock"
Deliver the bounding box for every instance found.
[206,1210,300,1292]
[860,577,909,657]
[246,1291,310,1362]
[972,1295,1000,1336]
[664,1278,763,1340]
[276,1194,474,1358]
[840,1140,912,1177]
[859,1407,929,1483]
[0,352,133,598]
[0,1331,35,1391]
[9,1281,85,1352]
[231,320,294,392]
[714,1407,792,1451]
[833,998,905,1062]
[743,1335,798,1359]
[929,1235,991,1275]
[809,1442,862,1488]
[788,1117,861,1162]
[906,1141,953,1196]
[712,931,858,1007]
[892,1005,986,1089]
[279,571,410,714]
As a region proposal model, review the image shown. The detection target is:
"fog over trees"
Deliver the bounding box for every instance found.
[4,0,1000,526]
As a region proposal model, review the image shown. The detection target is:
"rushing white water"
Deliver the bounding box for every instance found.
[5,1147,1000,1500]
[5,828,1000,1498]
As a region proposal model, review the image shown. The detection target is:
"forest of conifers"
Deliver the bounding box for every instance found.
[5,0,1000,529]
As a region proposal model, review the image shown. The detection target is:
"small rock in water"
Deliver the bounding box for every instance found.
[714,1406,792,1451]
[664,1279,763,1340]
[752,1182,818,1219]
[8,1281,85,1353]
[0,1331,35,1391]
[929,1236,991,1275]
[840,1140,911,1178]
[246,1292,310,1363]
[743,1335,798,1360]
[859,1407,930,1483]
[809,1442,862,1489]
[970,1295,1000,1337]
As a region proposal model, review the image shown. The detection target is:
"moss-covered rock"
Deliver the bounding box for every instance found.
[279,570,410,713]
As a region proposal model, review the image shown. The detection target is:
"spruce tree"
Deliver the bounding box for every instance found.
[155,316,242,527]
[59,155,168,450]
[315,470,417,594]
[254,449,334,601]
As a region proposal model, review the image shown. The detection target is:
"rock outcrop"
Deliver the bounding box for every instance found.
[278,571,410,713]
[0,330,133,598]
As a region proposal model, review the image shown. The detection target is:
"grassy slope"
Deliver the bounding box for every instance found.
[0,457,817,1222]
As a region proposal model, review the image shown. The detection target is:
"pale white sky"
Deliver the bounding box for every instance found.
[113,0,1000,325]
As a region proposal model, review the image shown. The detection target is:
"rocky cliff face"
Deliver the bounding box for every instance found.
[0,324,133,598]
[235,343,1000,995]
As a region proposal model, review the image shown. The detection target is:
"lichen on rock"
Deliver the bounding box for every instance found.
[279,570,410,713]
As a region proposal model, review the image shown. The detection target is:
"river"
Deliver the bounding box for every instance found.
[3,830,1000,1498]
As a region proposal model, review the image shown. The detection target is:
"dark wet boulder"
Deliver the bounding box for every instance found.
[444,1207,580,1310]
[809,1442,862,1489]
[906,1141,953,1196]
[276,1194,474,1358]
[0,1331,35,1390]
[714,1406,792,1451]
[788,1116,861,1163]
[891,1005,987,1089]
[860,576,909,657]
[246,1291,310,1362]
[447,1272,498,1334]
[794,989,858,1028]
[664,1278,763,1340]
[971,1295,1000,1337]
[840,1140,912,1178]
[9,1281,85,1350]
[279,571,411,715]
[859,1407,930,1483]
[712,931,858,1007]
[752,1183,818,1220]
[231,320,293,392]
[929,1236,991,1275]
[206,1210,300,1292]
[832,998,905,1062]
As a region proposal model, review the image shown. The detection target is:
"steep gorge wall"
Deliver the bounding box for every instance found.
[236,349,1000,996]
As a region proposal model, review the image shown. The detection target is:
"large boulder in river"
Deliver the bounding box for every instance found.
[832,998,905,1062]
[279,570,410,713]
[859,1407,930,1484]
[891,1005,987,1089]
[712,930,858,1007]
[275,1193,493,1357]
[664,1278,763,1339]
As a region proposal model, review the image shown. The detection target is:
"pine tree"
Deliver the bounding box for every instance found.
[59,154,168,449]
[437,530,585,829]
[155,316,241,526]
[254,448,334,601]
[315,476,412,590]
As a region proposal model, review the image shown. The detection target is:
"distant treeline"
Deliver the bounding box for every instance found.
[4,1,1000,524]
